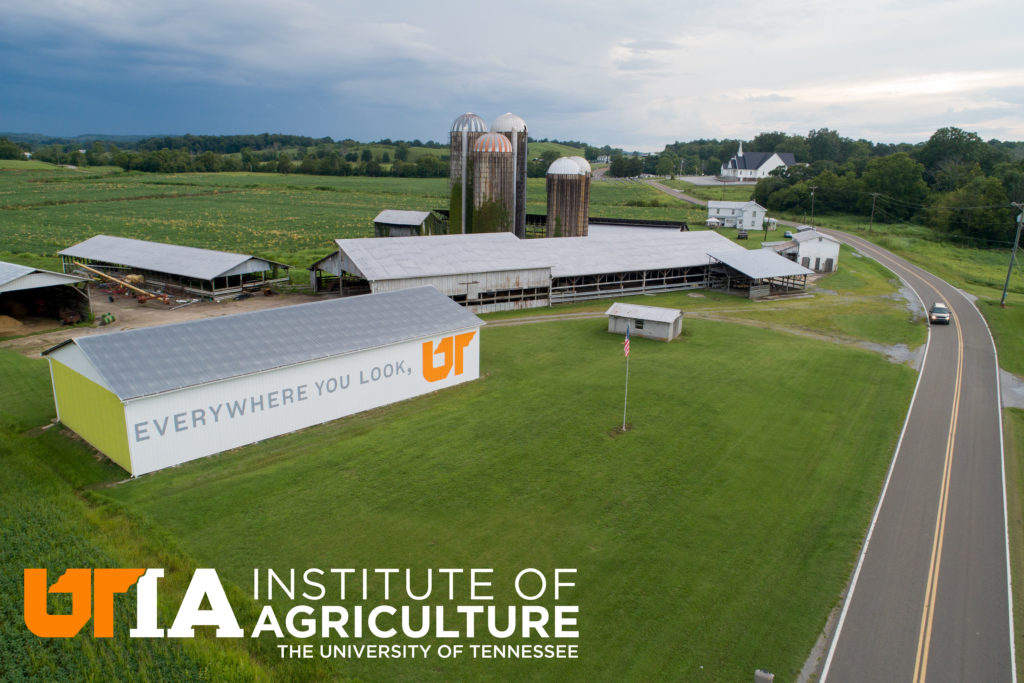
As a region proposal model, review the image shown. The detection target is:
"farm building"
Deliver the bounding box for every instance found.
[43,286,483,476]
[373,210,442,237]
[720,143,797,180]
[764,229,841,273]
[310,228,811,310]
[706,200,766,230]
[606,303,682,342]
[310,233,552,312]
[709,248,814,299]
[0,260,91,330]
[59,235,292,300]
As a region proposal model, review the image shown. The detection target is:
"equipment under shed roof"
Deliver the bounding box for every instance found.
[59,235,292,299]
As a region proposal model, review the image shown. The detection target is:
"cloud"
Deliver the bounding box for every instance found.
[0,0,1021,146]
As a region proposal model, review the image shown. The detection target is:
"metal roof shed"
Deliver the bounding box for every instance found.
[373,210,438,237]
[606,302,682,342]
[708,249,814,299]
[43,286,484,476]
[0,260,91,326]
[59,235,292,299]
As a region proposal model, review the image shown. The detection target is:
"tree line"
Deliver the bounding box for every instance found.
[747,127,1024,244]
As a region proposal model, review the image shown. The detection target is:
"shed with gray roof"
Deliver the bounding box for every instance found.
[43,286,484,476]
[0,260,91,327]
[59,235,292,299]
[605,302,683,342]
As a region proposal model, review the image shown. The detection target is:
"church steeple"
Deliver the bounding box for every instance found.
[737,141,744,157]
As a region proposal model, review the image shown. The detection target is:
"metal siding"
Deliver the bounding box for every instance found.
[50,360,132,473]
[123,328,481,476]
[0,268,88,293]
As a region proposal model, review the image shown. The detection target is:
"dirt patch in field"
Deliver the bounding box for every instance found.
[0,286,324,357]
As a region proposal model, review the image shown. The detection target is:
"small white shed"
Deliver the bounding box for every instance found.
[605,302,683,342]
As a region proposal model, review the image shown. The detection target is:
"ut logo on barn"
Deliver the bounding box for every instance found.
[24,568,145,637]
[422,332,476,382]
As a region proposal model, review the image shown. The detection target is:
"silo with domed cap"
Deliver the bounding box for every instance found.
[491,113,528,238]
[546,157,590,237]
[449,113,488,234]
[471,132,516,233]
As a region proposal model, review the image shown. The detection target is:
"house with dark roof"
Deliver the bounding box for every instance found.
[720,143,797,181]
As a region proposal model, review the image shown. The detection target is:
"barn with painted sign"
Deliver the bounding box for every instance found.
[43,286,483,476]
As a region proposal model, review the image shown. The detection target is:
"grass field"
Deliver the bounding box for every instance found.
[28,313,913,681]
[661,179,755,203]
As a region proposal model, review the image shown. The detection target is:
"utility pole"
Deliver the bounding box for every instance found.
[868,193,880,234]
[1000,203,1024,307]
[809,185,818,226]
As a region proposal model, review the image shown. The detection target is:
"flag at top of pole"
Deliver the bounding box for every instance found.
[624,326,631,358]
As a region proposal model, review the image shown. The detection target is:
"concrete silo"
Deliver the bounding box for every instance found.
[491,113,528,239]
[449,113,488,234]
[567,156,592,233]
[546,157,591,237]
[472,132,516,233]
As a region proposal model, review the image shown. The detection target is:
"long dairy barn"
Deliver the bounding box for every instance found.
[43,286,483,476]
[310,229,812,311]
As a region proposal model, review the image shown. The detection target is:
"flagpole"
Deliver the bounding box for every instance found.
[622,326,630,431]
[622,354,629,431]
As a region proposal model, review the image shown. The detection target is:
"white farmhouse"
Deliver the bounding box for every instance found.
[720,143,796,181]
[706,200,766,230]
[763,229,841,273]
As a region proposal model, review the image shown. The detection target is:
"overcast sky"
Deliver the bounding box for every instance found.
[2,0,1022,150]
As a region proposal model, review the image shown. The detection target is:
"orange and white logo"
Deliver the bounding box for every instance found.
[422,332,476,382]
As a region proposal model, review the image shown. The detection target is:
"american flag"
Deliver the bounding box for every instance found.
[623,326,630,358]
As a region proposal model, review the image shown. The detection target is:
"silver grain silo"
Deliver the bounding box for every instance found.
[472,132,516,233]
[449,113,488,234]
[491,113,528,239]
[546,157,590,237]
[567,156,592,233]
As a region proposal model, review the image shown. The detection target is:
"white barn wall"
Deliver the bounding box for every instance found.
[124,329,481,476]
[796,236,840,272]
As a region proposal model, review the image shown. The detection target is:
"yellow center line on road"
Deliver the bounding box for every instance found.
[912,284,964,683]
[826,232,967,683]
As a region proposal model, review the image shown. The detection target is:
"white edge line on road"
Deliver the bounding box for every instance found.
[967,290,1018,683]
[819,235,933,682]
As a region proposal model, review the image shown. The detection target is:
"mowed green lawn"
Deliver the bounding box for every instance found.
[89,317,916,681]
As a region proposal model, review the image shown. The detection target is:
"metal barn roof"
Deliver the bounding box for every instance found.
[792,229,840,244]
[44,286,482,400]
[706,200,765,211]
[709,249,814,279]
[336,233,550,281]
[521,229,746,278]
[0,260,88,293]
[333,230,747,282]
[605,303,682,324]
[60,235,291,282]
[373,210,432,226]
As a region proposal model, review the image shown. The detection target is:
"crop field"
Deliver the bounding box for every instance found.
[2,167,704,275]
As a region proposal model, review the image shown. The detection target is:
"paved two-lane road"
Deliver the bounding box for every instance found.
[818,231,1014,682]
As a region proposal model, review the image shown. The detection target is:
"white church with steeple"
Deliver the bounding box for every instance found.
[720,142,796,181]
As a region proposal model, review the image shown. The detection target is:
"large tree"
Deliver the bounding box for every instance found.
[859,153,929,220]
